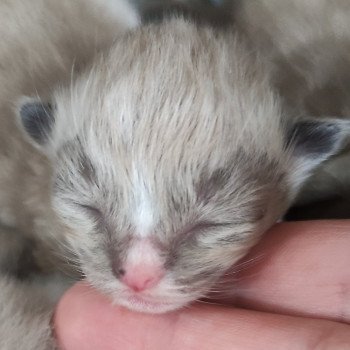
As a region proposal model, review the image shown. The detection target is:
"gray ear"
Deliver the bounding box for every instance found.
[288,117,350,188]
[18,99,55,145]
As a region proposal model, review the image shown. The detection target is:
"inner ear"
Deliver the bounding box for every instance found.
[287,117,350,190]
[288,119,347,158]
[18,98,55,145]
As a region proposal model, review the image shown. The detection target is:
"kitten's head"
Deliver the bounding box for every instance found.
[17,20,349,313]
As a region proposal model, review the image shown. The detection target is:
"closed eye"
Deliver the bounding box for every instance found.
[75,203,103,220]
[183,221,232,236]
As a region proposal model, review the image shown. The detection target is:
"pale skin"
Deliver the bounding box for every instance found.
[54,221,350,349]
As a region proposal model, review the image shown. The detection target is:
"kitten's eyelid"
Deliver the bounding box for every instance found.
[198,221,233,229]
[74,203,102,218]
[187,221,233,234]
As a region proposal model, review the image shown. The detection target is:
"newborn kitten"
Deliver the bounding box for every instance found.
[234,0,350,218]
[16,17,349,316]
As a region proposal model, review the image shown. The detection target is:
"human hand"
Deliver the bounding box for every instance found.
[54,221,350,349]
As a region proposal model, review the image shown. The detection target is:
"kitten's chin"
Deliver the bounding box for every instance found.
[117,295,187,314]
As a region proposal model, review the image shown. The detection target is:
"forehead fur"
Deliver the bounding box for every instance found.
[51,18,288,228]
[54,19,285,157]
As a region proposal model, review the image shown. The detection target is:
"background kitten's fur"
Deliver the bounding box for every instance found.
[0,226,68,350]
[0,275,54,350]
[234,0,350,218]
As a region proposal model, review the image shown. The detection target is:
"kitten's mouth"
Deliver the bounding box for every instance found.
[121,295,182,314]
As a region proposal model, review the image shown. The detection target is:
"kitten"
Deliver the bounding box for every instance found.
[16,17,348,316]
[0,275,55,350]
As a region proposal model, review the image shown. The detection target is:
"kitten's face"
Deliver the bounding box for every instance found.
[46,22,289,313]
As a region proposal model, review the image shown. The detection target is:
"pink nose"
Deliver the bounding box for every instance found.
[121,264,165,292]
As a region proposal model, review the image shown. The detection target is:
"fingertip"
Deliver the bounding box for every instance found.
[54,282,180,350]
[54,282,99,349]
